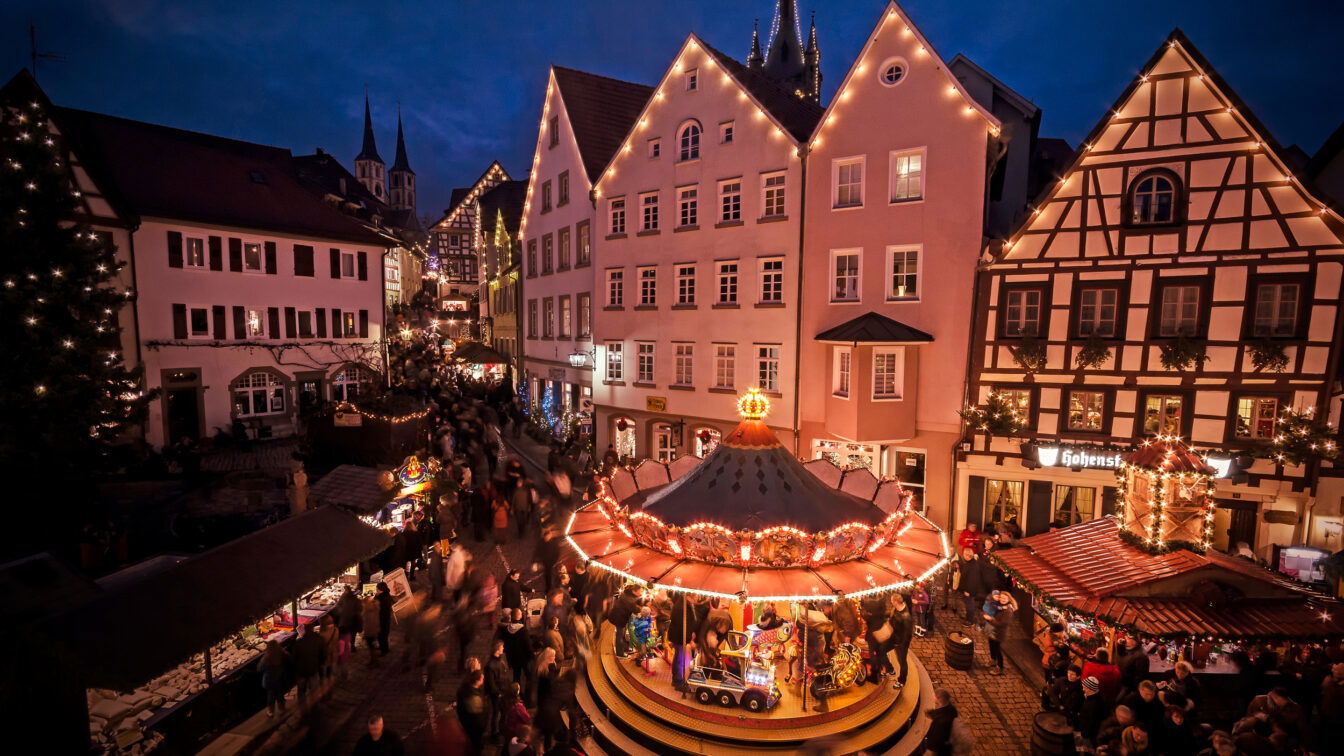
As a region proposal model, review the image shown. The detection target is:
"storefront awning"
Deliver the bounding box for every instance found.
[48,507,390,690]
[454,342,507,364]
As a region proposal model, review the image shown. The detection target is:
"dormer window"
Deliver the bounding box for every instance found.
[1127,169,1180,225]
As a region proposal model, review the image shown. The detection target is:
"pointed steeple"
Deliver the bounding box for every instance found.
[356,92,382,163]
[763,0,805,81]
[391,105,413,174]
[747,18,763,69]
[805,10,818,58]
[803,10,822,103]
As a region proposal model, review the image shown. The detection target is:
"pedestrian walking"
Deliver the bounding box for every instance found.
[984,589,1016,675]
[257,639,290,717]
[361,591,382,660]
[352,715,405,756]
[375,581,394,655]
[292,623,323,706]
[889,592,915,690]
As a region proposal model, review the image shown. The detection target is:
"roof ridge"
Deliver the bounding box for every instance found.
[551,65,654,93]
[55,106,292,157]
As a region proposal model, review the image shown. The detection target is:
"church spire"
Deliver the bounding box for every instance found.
[391,105,413,174]
[356,91,382,164]
[763,0,805,81]
[747,18,763,69]
[388,103,416,213]
[803,10,822,103]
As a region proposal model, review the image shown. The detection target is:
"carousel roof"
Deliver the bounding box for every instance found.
[1124,436,1215,475]
[633,417,887,532]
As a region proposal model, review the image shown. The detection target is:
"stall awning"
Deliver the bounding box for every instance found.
[992,517,1344,640]
[454,341,507,364]
[310,464,386,514]
[48,507,390,690]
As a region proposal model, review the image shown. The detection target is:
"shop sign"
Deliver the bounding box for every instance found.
[1035,444,1123,470]
[646,396,667,412]
[333,411,363,427]
[548,368,567,380]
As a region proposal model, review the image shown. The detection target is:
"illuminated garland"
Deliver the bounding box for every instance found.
[334,401,430,424]
[1115,435,1216,554]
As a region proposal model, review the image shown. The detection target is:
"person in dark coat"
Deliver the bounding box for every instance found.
[919,689,958,756]
[456,671,490,754]
[499,608,531,683]
[569,561,589,615]
[292,623,324,706]
[536,667,575,751]
[532,529,562,592]
[375,581,394,655]
[1117,636,1150,694]
[860,594,894,678]
[352,715,405,756]
[335,586,364,657]
[889,592,915,690]
[957,547,986,627]
[1046,665,1085,724]
[1119,679,1164,733]
[607,584,642,657]
[502,569,524,613]
[1078,676,1108,744]
[485,640,514,740]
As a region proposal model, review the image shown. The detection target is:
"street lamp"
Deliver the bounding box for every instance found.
[569,347,595,368]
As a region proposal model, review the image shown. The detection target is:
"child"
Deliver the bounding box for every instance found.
[627,605,658,676]
[981,589,1003,627]
[911,580,932,637]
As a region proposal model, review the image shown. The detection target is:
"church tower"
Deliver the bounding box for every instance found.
[389,106,416,213]
[747,19,763,69]
[757,0,820,103]
[354,93,386,200]
[803,11,822,103]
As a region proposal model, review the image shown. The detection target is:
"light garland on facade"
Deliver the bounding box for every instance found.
[334,401,430,424]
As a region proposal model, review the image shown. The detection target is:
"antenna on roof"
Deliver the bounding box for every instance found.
[29,23,66,83]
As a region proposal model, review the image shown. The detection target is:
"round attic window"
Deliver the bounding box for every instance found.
[879,57,908,87]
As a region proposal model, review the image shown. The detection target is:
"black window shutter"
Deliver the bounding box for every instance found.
[358,309,369,338]
[264,241,277,274]
[965,476,985,529]
[1102,486,1120,519]
[294,245,314,276]
[1025,479,1053,537]
[330,248,341,278]
[316,307,327,337]
[208,236,223,270]
[212,305,227,339]
[232,306,246,339]
[228,238,243,271]
[284,307,297,338]
[357,251,368,281]
[167,231,183,267]
[267,307,280,339]
[332,308,343,337]
[171,303,188,339]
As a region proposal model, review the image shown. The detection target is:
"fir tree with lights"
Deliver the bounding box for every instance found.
[0,90,155,535]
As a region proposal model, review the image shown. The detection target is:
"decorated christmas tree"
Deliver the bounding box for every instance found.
[0,84,155,546]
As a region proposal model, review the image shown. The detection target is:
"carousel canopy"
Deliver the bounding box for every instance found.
[992,517,1344,640]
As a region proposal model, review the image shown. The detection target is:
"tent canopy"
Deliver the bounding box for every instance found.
[310,464,386,514]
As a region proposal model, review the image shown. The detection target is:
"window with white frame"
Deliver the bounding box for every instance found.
[577,293,592,337]
[832,250,860,302]
[543,298,555,338]
[185,237,206,268]
[188,306,211,338]
[720,121,734,144]
[714,344,735,389]
[1003,288,1043,337]
[331,365,369,402]
[647,138,661,159]
[756,345,780,391]
[339,250,356,278]
[640,192,659,231]
[872,347,904,400]
[887,246,919,300]
[234,371,285,417]
[833,346,851,397]
[605,342,624,381]
[674,344,694,385]
[245,242,264,272]
[720,179,742,222]
[609,197,626,234]
[759,258,783,303]
[678,186,698,227]
[833,157,864,208]
[685,68,698,91]
[717,261,738,304]
[676,265,696,305]
[762,173,786,217]
[678,121,701,161]
[890,149,924,202]
[1235,396,1279,439]
[560,296,572,338]
[638,267,657,306]
[636,342,655,383]
[606,269,624,307]
[246,307,266,338]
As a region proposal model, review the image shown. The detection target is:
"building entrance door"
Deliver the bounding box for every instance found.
[166,387,201,443]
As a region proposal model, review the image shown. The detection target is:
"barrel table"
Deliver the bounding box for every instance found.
[1030,711,1075,755]
[944,631,974,670]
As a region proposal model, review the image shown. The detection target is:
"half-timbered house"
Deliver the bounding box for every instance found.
[959,31,1344,561]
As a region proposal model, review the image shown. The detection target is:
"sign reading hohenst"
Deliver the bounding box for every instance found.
[1034,444,1124,470]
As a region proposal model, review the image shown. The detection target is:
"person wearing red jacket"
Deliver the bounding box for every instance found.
[956,522,982,554]
[1082,649,1124,703]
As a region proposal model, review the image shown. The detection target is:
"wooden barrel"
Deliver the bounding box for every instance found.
[944,631,974,670]
[1030,711,1075,755]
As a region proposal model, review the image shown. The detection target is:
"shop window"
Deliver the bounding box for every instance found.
[1053,485,1095,525]
[331,365,370,402]
[1066,390,1105,432]
[612,417,637,460]
[694,427,721,457]
[234,371,285,417]
[1142,394,1184,436]
[1235,396,1279,440]
[888,449,925,510]
[983,479,1023,527]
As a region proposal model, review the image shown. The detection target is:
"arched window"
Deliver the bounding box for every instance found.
[693,427,721,457]
[331,364,371,402]
[1128,170,1179,225]
[233,370,285,417]
[678,121,701,162]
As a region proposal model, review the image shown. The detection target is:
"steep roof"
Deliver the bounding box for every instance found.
[53,106,389,245]
[479,180,528,236]
[391,110,413,174]
[815,312,934,343]
[292,149,420,241]
[699,39,824,142]
[356,94,382,163]
[948,53,1039,119]
[552,66,653,183]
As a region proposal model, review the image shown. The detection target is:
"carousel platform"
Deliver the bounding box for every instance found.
[579,625,931,755]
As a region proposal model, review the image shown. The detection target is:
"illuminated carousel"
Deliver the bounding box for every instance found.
[568,390,952,754]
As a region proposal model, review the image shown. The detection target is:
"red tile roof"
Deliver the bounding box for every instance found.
[552,67,653,184]
[1124,437,1215,475]
[992,517,1344,639]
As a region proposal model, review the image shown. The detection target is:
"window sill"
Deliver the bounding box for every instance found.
[676,158,701,166]
[832,203,864,211]
[540,208,552,215]
[541,336,554,341]
[674,225,700,233]
[889,197,924,206]
[712,303,740,310]
[575,261,592,269]
[632,381,656,389]
[669,384,694,391]
[755,302,786,308]
[756,215,789,224]
[871,396,905,403]
[634,305,658,311]
[830,299,861,305]
[636,229,661,237]
[672,304,698,310]
[558,265,571,273]
[605,233,627,241]
[603,380,626,387]
[886,297,920,304]
[715,220,744,229]
[762,390,783,398]
[707,387,736,395]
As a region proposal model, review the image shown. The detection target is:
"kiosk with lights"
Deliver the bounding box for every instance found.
[568,389,951,754]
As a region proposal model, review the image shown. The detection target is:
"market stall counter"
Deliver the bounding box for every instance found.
[48,506,390,755]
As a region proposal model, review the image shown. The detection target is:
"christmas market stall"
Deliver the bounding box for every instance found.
[49,507,389,754]
[566,390,951,755]
[450,340,508,381]
[992,436,1344,680]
